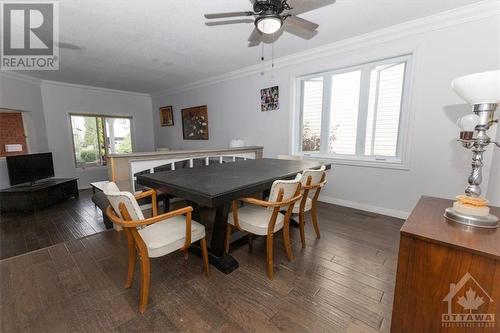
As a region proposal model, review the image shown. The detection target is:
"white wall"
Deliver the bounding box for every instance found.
[0,74,155,189]
[40,82,154,188]
[152,10,500,217]
[487,125,500,206]
[0,74,49,189]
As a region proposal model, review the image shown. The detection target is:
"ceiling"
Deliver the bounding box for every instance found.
[19,0,481,93]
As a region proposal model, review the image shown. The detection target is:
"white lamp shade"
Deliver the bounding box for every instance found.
[451,70,500,105]
[256,16,282,34]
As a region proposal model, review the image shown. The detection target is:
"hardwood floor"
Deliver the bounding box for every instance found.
[0,201,403,333]
[0,190,106,260]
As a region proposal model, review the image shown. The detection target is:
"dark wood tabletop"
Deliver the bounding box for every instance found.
[137,158,329,207]
[136,158,331,273]
[402,196,500,260]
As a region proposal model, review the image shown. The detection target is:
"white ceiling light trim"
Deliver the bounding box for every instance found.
[256,14,282,34]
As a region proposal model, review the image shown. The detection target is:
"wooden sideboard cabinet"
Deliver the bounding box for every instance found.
[391,196,499,332]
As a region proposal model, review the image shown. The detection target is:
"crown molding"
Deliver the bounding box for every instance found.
[0,71,150,97]
[0,71,42,84]
[40,79,150,97]
[152,0,499,97]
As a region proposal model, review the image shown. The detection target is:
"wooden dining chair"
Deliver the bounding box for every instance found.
[226,176,302,279]
[293,165,327,248]
[103,182,210,314]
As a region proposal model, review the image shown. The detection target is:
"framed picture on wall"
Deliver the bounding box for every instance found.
[159,105,174,126]
[181,105,209,140]
[260,85,279,112]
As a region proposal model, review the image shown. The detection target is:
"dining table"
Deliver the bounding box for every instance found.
[136,158,331,274]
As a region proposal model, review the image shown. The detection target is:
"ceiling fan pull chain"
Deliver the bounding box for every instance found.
[260,43,265,76]
[271,40,275,80]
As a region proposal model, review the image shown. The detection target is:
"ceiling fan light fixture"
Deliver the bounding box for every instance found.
[255,14,282,34]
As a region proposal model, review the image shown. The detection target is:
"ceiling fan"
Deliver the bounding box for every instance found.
[204,0,336,46]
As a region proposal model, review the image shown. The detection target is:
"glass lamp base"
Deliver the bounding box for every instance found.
[444,207,499,229]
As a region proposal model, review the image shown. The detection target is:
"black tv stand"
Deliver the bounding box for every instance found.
[0,178,79,213]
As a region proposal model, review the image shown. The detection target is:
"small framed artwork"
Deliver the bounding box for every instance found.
[181,105,209,140]
[260,85,279,112]
[159,106,174,126]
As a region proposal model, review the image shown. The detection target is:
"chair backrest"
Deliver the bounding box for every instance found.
[268,174,302,208]
[103,182,144,221]
[300,165,326,187]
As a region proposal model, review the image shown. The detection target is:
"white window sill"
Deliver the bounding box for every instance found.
[76,165,107,171]
[300,153,410,170]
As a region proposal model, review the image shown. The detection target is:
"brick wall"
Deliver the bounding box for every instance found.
[0,112,27,157]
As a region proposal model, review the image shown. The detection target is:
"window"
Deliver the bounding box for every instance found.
[301,77,323,152]
[70,114,133,167]
[297,55,411,167]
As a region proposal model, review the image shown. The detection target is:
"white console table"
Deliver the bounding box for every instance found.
[106,146,263,192]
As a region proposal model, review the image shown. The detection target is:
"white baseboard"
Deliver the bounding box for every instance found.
[79,186,409,220]
[319,195,410,219]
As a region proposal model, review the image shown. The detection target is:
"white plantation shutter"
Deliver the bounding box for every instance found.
[301,77,323,152]
[365,62,406,157]
[329,71,361,155]
[298,55,409,166]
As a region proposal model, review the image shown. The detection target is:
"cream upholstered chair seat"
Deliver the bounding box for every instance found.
[226,175,303,279]
[104,182,210,314]
[228,205,285,235]
[139,216,206,258]
[292,197,312,214]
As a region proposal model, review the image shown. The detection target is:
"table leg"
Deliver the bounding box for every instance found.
[92,186,96,208]
[211,203,230,256]
[162,197,170,213]
[190,202,239,274]
[186,201,201,222]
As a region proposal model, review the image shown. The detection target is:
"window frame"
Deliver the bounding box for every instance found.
[69,113,134,169]
[294,54,414,170]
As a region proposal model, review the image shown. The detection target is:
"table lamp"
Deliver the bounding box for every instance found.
[444,70,500,228]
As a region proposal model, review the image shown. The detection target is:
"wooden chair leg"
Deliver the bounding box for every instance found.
[182,249,189,260]
[225,224,232,254]
[266,234,274,280]
[299,211,306,248]
[200,238,210,277]
[311,203,321,239]
[282,220,293,261]
[248,233,254,249]
[125,230,136,288]
[138,252,150,314]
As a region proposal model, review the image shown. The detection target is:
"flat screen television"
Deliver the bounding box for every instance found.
[6,152,55,186]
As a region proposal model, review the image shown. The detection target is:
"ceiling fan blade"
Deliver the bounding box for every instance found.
[248,27,262,42]
[204,11,254,19]
[285,15,319,32]
[248,39,261,47]
[248,27,285,47]
[248,27,284,47]
[206,19,254,26]
[286,0,336,15]
[284,21,318,40]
